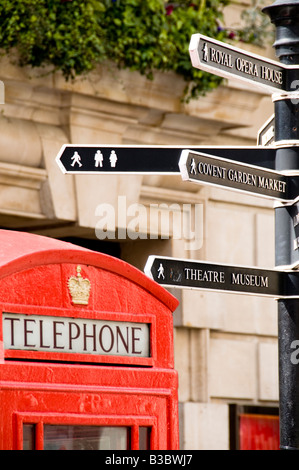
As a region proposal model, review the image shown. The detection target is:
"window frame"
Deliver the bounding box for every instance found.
[15,412,156,450]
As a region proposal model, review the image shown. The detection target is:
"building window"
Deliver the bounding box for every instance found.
[230,405,279,450]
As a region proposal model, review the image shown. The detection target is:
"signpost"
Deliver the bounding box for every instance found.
[179,149,299,202]
[185,0,299,450]
[145,256,299,298]
[189,33,299,93]
[56,144,280,174]
[257,115,275,146]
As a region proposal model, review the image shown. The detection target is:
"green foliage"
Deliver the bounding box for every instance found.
[0,0,270,100]
[0,0,106,77]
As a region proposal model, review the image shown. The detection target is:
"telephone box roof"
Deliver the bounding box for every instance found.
[0,229,179,312]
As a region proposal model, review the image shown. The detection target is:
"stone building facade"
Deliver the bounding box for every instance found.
[0,1,279,450]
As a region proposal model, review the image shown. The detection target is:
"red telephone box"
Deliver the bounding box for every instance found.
[0,230,179,450]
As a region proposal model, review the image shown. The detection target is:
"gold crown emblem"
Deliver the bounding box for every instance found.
[68,265,91,305]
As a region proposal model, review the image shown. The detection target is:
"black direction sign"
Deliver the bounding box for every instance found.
[144,256,299,298]
[189,33,299,93]
[179,149,299,202]
[257,115,275,146]
[56,144,279,174]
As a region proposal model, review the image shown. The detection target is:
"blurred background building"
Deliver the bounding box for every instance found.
[0,0,279,449]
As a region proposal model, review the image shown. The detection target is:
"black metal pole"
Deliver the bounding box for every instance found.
[263,0,299,450]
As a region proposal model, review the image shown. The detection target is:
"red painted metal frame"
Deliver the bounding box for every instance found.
[0,230,180,450]
[0,361,178,450]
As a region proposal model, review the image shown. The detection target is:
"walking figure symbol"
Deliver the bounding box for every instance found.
[190,158,196,174]
[71,151,82,167]
[202,42,208,62]
[157,263,165,280]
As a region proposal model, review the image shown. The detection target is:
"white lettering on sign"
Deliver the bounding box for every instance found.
[235,57,258,77]
[182,267,270,291]
[197,161,227,179]
[257,176,286,193]
[231,273,269,288]
[209,47,233,68]
[2,313,150,357]
[190,156,287,196]
[227,168,257,186]
[260,65,283,85]
[184,268,225,283]
[205,43,283,85]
